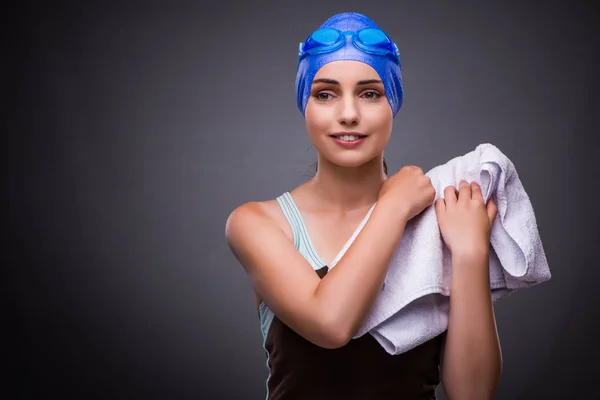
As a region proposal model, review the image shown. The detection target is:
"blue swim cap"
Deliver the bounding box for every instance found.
[295,12,403,117]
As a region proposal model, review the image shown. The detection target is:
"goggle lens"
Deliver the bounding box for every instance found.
[357,28,388,46]
[310,28,341,45]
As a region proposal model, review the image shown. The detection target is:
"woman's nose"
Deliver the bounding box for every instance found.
[337,96,360,126]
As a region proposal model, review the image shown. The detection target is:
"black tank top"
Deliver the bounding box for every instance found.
[261,265,445,400]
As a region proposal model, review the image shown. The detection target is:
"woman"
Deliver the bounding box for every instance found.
[226,12,502,400]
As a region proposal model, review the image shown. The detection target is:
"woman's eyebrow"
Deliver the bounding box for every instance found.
[356,79,383,85]
[313,78,339,85]
[312,78,383,85]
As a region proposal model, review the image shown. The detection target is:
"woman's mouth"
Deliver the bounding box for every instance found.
[329,133,367,147]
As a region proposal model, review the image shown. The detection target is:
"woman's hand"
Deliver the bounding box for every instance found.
[435,180,498,260]
[378,165,436,222]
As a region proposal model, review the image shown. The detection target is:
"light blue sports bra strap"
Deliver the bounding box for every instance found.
[275,192,301,249]
[275,192,326,270]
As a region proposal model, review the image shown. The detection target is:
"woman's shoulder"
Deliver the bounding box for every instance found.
[226,195,283,223]
[225,194,295,245]
[227,181,309,228]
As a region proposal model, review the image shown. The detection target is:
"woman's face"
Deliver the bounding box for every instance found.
[305,60,393,170]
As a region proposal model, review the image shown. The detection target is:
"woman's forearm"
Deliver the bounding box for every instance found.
[441,251,502,400]
[315,197,409,344]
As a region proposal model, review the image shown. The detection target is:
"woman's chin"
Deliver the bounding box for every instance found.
[327,155,380,170]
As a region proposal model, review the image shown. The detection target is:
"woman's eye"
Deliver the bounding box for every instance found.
[315,92,332,101]
[363,91,381,100]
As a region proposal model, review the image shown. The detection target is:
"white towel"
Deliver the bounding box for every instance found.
[329,143,551,355]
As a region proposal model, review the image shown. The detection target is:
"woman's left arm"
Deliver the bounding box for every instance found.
[439,251,502,400]
[435,180,502,400]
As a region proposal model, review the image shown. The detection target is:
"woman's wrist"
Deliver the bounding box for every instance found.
[375,194,411,226]
[451,246,490,268]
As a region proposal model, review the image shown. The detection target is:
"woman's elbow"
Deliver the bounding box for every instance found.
[317,312,353,349]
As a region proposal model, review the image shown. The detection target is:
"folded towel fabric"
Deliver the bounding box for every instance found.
[330,143,551,355]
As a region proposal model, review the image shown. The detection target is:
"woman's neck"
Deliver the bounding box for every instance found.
[306,155,387,213]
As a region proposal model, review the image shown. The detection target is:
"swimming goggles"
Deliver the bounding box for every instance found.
[298,27,400,65]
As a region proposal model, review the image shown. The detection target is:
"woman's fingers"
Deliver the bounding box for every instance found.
[443,185,458,206]
[458,180,471,203]
[487,196,498,223]
[434,198,446,222]
[471,181,484,203]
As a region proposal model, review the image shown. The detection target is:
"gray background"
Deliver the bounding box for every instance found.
[7,1,599,399]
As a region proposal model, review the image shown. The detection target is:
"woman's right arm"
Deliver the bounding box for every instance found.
[226,167,434,349]
[225,199,407,349]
